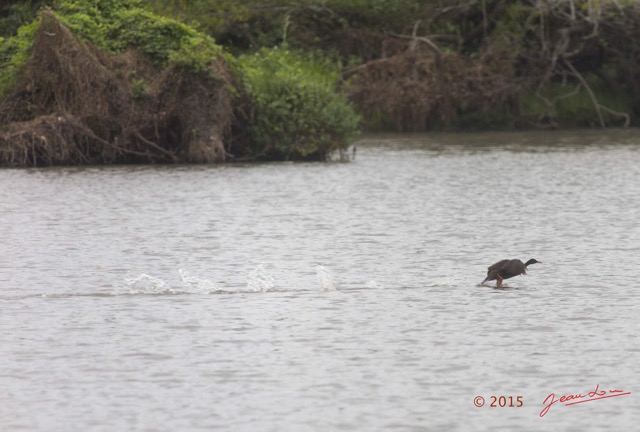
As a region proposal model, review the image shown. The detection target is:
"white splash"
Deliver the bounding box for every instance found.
[247,263,277,292]
[365,279,380,289]
[125,273,172,294]
[178,269,222,294]
[315,265,336,291]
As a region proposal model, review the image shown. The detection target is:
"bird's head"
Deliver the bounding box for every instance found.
[525,258,541,267]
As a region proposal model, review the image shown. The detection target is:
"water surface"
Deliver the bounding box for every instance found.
[1,130,639,431]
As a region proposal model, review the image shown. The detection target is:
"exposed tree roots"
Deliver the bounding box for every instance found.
[0,11,233,166]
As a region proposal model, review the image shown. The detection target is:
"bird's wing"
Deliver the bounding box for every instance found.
[487,260,510,273]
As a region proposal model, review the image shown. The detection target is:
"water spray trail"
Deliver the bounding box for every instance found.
[315,265,336,291]
[247,263,277,292]
[178,269,222,293]
[125,273,170,294]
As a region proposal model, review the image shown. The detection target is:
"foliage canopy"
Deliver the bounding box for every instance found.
[0,0,360,165]
[3,0,640,138]
[238,48,359,160]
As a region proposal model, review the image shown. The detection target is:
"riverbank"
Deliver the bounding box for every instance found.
[0,1,358,166]
[208,0,640,131]
[1,1,639,166]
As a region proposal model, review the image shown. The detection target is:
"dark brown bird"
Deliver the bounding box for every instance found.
[482,258,541,288]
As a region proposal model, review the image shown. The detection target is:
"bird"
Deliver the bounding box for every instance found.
[482,258,541,288]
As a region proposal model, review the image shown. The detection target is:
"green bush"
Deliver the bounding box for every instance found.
[1,1,361,160]
[238,48,359,160]
[146,0,423,53]
[57,0,226,70]
[1,0,228,98]
[0,17,39,97]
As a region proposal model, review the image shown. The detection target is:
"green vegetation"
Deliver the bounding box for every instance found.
[56,0,227,71]
[149,0,640,130]
[239,48,359,160]
[1,1,640,166]
[146,0,424,52]
[0,1,50,95]
[0,17,39,96]
[0,0,48,38]
[0,0,360,165]
[0,0,227,95]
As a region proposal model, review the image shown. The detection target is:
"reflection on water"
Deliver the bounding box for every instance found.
[1,130,639,431]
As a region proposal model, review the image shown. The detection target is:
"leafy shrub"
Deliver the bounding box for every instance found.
[1,1,360,161]
[0,17,40,97]
[56,0,226,71]
[238,48,359,160]
[1,0,227,98]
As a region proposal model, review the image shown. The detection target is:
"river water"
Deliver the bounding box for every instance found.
[1,130,639,431]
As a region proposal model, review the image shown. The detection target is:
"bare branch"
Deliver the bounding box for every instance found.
[598,104,630,128]
[390,31,442,55]
[562,57,605,128]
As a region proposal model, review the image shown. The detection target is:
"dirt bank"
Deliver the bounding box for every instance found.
[0,11,233,166]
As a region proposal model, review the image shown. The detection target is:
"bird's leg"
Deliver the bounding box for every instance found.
[496,275,503,288]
